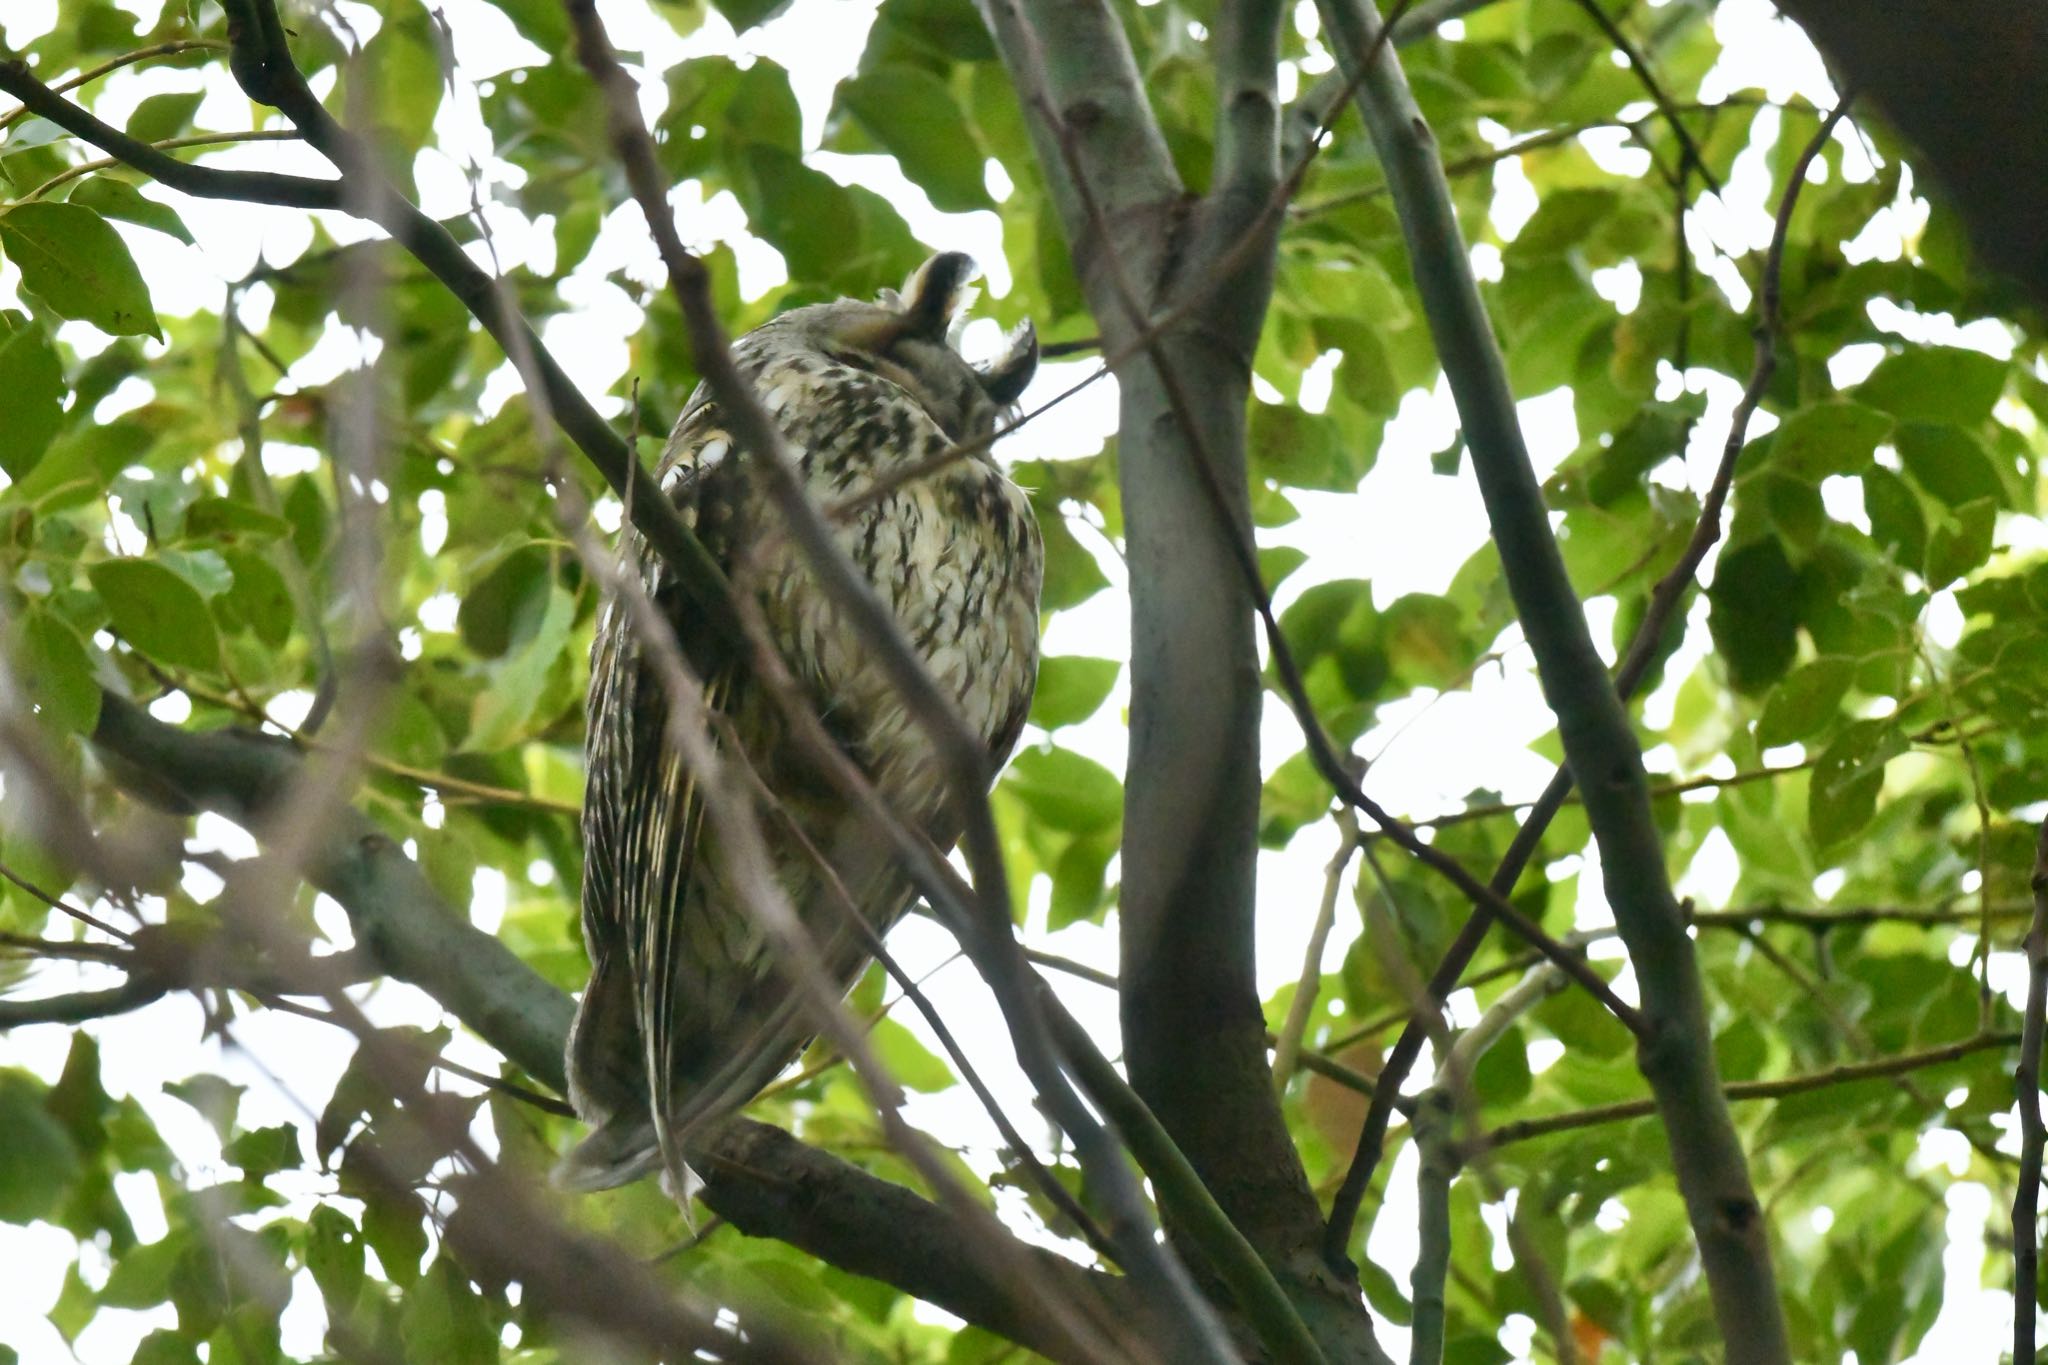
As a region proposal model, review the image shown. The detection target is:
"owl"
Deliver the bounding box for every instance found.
[559,253,1043,1192]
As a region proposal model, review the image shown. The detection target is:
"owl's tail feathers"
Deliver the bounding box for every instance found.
[558,951,662,1191]
[552,1117,662,1192]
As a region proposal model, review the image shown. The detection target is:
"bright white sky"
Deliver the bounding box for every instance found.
[0,0,2030,1359]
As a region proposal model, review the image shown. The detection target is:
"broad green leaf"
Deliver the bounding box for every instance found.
[1808,718,1905,848]
[348,11,445,154]
[1853,345,2007,426]
[1755,655,1852,748]
[1706,537,1800,693]
[1028,655,1119,729]
[166,1075,244,1141]
[1047,828,1116,929]
[1001,746,1122,834]
[398,1258,497,1364]
[837,66,993,212]
[465,584,575,751]
[11,608,101,736]
[305,1206,365,1314]
[0,1072,79,1223]
[224,1124,301,1178]
[0,312,64,478]
[0,201,161,338]
[1923,496,1997,588]
[88,558,221,673]
[67,177,195,245]
[868,1017,953,1092]
[125,91,204,142]
[1894,423,2005,508]
[1768,401,1890,480]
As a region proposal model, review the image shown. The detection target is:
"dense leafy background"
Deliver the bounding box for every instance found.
[1,0,2045,1360]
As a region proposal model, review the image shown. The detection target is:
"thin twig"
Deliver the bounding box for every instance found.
[0,857,135,941]
[1568,0,1720,193]
[1479,1031,2019,1151]
[0,40,228,133]
[1273,810,1361,1092]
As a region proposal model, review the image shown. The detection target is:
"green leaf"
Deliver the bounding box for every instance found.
[1862,465,1927,568]
[304,1206,366,1314]
[1923,496,1997,588]
[130,1331,202,1365]
[837,66,993,212]
[1755,655,1853,748]
[0,201,161,338]
[1894,423,2005,508]
[868,1016,953,1092]
[67,177,195,244]
[125,91,204,142]
[103,1230,188,1308]
[1768,401,1891,480]
[1037,513,1110,611]
[224,1124,301,1178]
[711,0,793,29]
[1853,346,2007,426]
[88,558,221,673]
[398,1258,497,1364]
[1028,655,1119,730]
[1001,746,1122,833]
[1707,537,1800,693]
[0,312,64,478]
[348,12,444,154]
[465,583,574,751]
[166,1075,244,1141]
[1808,718,1905,848]
[1047,828,1116,929]
[0,1071,80,1223]
[11,609,101,736]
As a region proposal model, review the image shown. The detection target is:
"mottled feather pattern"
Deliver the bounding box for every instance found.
[562,256,1042,1192]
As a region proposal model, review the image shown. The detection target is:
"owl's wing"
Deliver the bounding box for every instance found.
[564,402,745,1191]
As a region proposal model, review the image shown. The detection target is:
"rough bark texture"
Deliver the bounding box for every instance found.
[978,4,1387,1358]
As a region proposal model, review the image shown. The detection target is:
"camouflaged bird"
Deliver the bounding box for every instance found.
[560,253,1043,1193]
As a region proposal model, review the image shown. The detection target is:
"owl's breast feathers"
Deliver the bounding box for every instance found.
[561,292,1041,1192]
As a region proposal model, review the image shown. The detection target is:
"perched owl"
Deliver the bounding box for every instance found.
[560,253,1043,1192]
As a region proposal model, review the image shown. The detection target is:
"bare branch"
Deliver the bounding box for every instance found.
[0,60,340,208]
[1479,1032,2020,1151]
[1311,3,1787,1352]
[2015,820,2048,1361]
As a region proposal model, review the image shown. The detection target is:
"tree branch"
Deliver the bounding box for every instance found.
[2015,820,2048,1361]
[84,688,1142,1361]
[1479,1032,2020,1151]
[0,59,340,208]
[1311,3,1787,1356]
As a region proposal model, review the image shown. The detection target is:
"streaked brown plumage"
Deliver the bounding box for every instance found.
[560,253,1042,1191]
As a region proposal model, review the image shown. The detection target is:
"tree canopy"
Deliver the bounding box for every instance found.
[2,0,2047,1362]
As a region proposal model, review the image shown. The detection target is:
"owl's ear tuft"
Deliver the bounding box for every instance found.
[898,252,980,339]
[979,320,1038,406]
